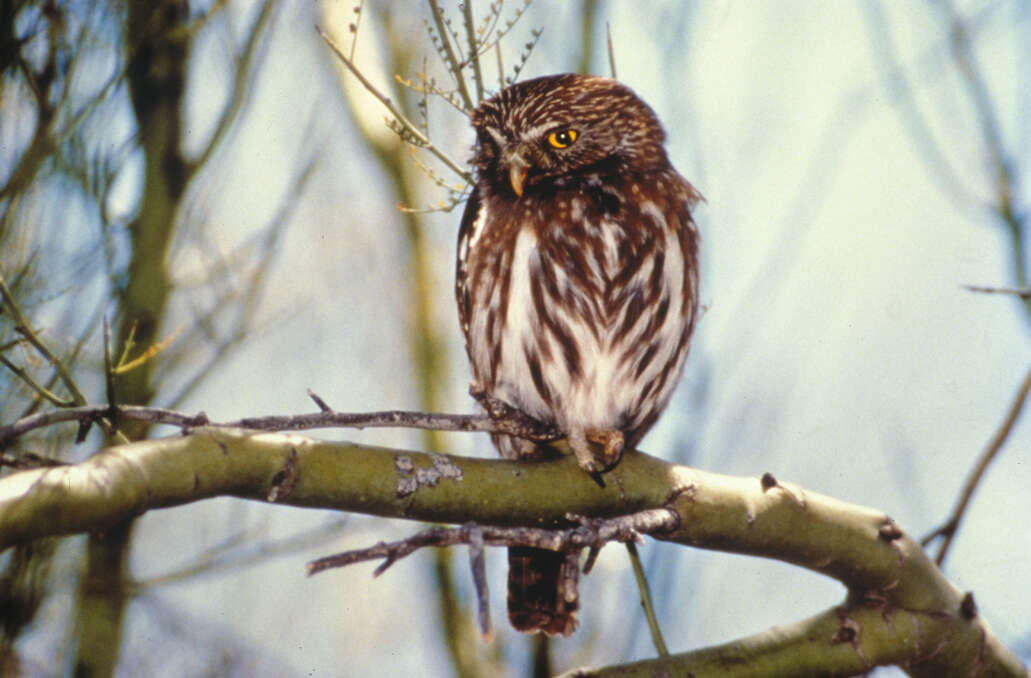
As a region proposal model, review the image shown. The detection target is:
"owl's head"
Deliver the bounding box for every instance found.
[470,74,669,197]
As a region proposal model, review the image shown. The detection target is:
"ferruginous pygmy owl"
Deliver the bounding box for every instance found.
[455,74,702,636]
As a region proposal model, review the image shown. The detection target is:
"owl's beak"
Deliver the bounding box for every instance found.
[505,148,530,198]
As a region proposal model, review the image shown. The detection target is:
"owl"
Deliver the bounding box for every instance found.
[455,74,702,636]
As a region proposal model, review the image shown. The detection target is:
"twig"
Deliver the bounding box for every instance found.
[305,508,679,576]
[129,517,350,592]
[922,364,1031,565]
[317,26,473,183]
[304,509,679,644]
[625,541,669,657]
[165,149,320,410]
[859,1,977,211]
[349,0,364,61]
[188,0,277,176]
[466,524,492,639]
[0,270,88,407]
[0,401,563,446]
[0,452,67,469]
[307,389,332,413]
[606,22,616,79]
[460,0,485,103]
[426,0,474,110]
[395,72,471,117]
[470,0,535,68]
[963,284,1031,298]
[494,40,504,90]
[0,354,76,408]
[940,0,1031,322]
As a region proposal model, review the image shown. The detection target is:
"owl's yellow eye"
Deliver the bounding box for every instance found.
[547,129,578,149]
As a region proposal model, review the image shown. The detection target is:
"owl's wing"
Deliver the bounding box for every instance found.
[454,187,482,346]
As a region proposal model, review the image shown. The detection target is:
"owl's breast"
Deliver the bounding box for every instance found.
[463,187,696,442]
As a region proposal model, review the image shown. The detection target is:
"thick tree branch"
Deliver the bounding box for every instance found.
[555,600,1019,678]
[0,428,1024,676]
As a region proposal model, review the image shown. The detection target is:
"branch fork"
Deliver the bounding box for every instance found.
[305,507,679,637]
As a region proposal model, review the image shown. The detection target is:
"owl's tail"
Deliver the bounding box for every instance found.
[507,546,579,636]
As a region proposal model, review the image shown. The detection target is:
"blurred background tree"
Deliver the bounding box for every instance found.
[1,0,314,674]
[1,1,1028,676]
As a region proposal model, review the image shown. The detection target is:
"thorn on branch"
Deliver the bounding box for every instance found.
[583,549,607,584]
[307,389,332,413]
[878,518,903,542]
[831,613,861,649]
[960,591,978,620]
[758,473,806,508]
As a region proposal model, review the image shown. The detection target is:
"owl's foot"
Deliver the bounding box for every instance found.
[469,384,561,442]
[588,429,625,471]
[468,382,503,414]
[568,429,625,488]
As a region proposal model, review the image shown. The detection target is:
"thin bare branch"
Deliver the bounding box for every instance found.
[426,0,474,110]
[461,0,485,103]
[189,0,278,176]
[0,402,563,447]
[963,284,1031,298]
[305,508,679,575]
[625,541,668,657]
[0,451,67,469]
[164,150,320,409]
[940,0,1031,322]
[606,22,616,79]
[0,354,76,408]
[505,26,542,85]
[0,270,87,407]
[317,27,473,183]
[350,0,364,61]
[471,0,534,69]
[495,40,504,90]
[466,525,492,639]
[130,518,350,592]
[922,364,1031,565]
[859,1,978,209]
[307,389,332,413]
[396,69,472,117]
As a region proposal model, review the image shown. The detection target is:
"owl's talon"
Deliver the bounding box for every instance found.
[568,431,615,488]
[587,429,625,473]
[568,432,597,474]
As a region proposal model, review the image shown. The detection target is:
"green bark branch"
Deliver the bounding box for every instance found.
[556,600,1020,678]
[0,428,1024,677]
